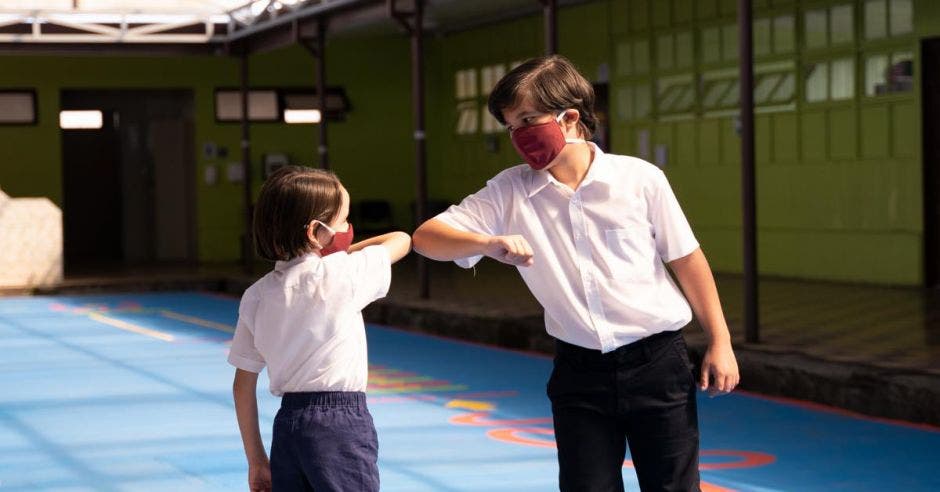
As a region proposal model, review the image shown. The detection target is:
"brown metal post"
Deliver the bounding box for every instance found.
[316,20,329,170]
[542,0,557,55]
[240,49,254,273]
[412,0,429,299]
[738,0,759,343]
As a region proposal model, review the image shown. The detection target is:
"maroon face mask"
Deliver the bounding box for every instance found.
[510,111,585,170]
[318,222,355,256]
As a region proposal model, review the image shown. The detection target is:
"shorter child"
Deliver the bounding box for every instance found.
[229,165,411,492]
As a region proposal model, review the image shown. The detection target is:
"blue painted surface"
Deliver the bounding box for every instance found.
[0,292,937,491]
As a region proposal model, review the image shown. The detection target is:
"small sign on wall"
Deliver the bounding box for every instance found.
[226,162,244,183]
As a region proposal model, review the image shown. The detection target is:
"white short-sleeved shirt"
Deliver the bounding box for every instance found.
[227,245,391,395]
[435,144,699,353]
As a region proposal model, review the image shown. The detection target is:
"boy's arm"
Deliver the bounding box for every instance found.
[667,248,740,396]
[413,218,534,267]
[348,231,412,264]
[233,368,272,492]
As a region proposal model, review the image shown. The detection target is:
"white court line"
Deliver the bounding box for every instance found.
[88,312,175,342]
[159,310,235,334]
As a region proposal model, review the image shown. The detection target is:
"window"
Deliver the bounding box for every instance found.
[454,68,479,135]
[805,4,855,49]
[865,0,912,39]
[865,51,914,96]
[805,58,855,102]
[215,90,279,122]
[0,91,37,125]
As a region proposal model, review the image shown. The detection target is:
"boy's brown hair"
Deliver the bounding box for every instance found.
[488,55,597,139]
[253,165,343,261]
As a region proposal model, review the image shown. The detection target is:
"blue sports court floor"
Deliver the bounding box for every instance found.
[1,292,938,491]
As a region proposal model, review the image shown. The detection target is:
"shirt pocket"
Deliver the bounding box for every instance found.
[603,227,658,281]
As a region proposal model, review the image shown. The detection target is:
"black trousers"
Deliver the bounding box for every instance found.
[548,330,700,492]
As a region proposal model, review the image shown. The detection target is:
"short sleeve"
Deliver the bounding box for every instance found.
[433,179,505,269]
[347,244,392,311]
[227,295,266,373]
[649,170,700,262]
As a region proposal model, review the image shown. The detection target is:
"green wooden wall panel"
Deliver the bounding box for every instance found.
[610,0,631,35]
[698,119,721,166]
[756,114,772,166]
[631,0,650,32]
[721,118,741,166]
[893,101,918,159]
[801,111,827,163]
[772,113,799,164]
[860,105,890,159]
[829,107,857,161]
[675,120,697,167]
[674,0,694,24]
[653,0,671,27]
[697,0,718,20]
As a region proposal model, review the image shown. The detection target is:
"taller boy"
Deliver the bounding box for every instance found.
[413,55,739,491]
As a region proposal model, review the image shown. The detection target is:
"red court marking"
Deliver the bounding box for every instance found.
[369,380,455,390]
[368,395,439,403]
[450,411,554,427]
[450,390,519,399]
[369,323,553,360]
[698,450,776,470]
[486,428,741,491]
[486,427,556,448]
[736,389,940,433]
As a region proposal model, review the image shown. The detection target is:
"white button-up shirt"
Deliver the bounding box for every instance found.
[227,246,391,395]
[435,144,699,353]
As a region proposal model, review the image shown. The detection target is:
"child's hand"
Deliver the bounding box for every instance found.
[248,460,272,492]
[484,235,535,267]
[699,340,739,397]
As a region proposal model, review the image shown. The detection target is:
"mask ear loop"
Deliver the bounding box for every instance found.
[306,220,333,250]
[557,109,586,144]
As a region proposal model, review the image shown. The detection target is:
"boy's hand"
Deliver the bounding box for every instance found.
[248,460,272,492]
[483,235,534,267]
[700,340,739,397]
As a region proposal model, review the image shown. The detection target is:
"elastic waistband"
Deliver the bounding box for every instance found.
[555,329,681,369]
[280,391,367,409]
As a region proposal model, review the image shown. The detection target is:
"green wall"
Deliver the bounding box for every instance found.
[1,0,937,285]
[0,39,413,263]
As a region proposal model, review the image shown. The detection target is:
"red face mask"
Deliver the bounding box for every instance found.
[317,222,355,256]
[510,111,585,170]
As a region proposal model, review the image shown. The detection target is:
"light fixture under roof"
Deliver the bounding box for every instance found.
[284,109,322,124]
[59,110,103,129]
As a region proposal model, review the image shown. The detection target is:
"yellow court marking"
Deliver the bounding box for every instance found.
[445,399,495,411]
[159,310,235,333]
[88,312,175,342]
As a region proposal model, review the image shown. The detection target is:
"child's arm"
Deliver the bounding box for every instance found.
[667,248,740,396]
[348,231,412,264]
[413,219,534,267]
[233,368,272,492]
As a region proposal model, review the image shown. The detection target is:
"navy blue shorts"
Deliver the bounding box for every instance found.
[270,391,379,492]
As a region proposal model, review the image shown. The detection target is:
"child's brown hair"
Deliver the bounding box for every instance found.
[252,165,343,261]
[488,55,597,139]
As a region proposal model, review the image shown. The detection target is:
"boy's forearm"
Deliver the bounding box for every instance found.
[349,231,412,263]
[412,219,489,261]
[668,249,732,344]
[233,370,268,465]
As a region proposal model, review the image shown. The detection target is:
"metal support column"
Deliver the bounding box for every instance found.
[539,0,557,55]
[299,19,330,170]
[738,0,759,343]
[316,20,329,169]
[389,0,429,299]
[240,49,254,273]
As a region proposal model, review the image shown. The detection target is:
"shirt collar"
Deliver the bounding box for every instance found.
[274,251,320,271]
[525,142,607,198]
